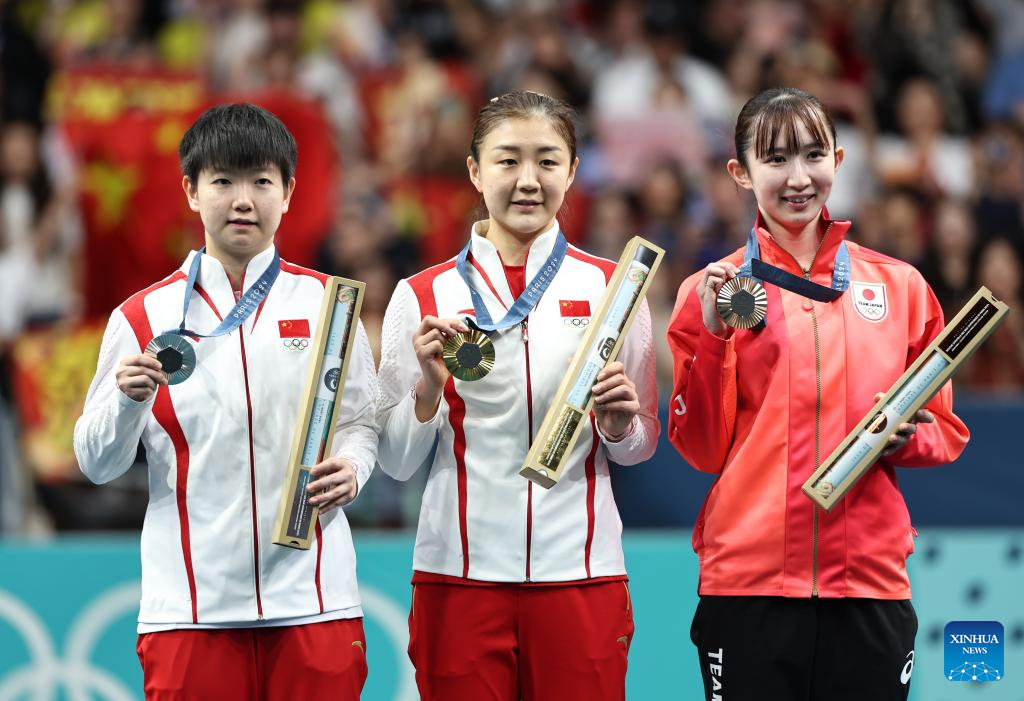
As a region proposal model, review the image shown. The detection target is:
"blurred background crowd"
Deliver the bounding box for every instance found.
[2,0,1023,534]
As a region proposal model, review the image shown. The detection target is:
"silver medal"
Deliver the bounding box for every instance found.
[145,333,197,385]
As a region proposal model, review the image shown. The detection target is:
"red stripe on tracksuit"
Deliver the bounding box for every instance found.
[584,415,599,578]
[236,325,264,617]
[279,260,330,286]
[444,380,471,578]
[315,520,325,612]
[567,247,616,283]
[120,271,200,623]
[192,285,219,321]
[407,260,471,576]
[565,248,612,577]
[469,254,507,306]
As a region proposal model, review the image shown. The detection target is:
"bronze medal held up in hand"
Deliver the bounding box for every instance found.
[716,277,768,329]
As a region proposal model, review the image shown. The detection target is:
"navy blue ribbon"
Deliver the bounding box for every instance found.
[740,226,850,301]
[736,225,850,328]
[455,231,568,332]
[166,246,280,337]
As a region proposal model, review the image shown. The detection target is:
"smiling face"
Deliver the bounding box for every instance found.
[727,118,843,240]
[183,165,296,266]
[467,116,578,247]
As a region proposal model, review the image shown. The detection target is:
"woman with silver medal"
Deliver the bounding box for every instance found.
[74,104,376,699]
[145,242,280,385]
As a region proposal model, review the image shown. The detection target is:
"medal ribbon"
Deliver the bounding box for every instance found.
[166,246,280,337]
[455,230,568,332]
[740,226,850,302]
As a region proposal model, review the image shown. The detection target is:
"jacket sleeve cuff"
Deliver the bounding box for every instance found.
[333,434,377,498]
[597,415,637,445]
[116,385,158,412]
[697,323,732,358]
[375,386,445,481]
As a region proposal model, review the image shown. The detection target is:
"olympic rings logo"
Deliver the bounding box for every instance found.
[562,318,590,327]
[0,583,418,701]
[283,338,309,350]
[0,582,141,701]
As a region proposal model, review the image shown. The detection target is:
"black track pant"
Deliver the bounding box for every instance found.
[690,596,918,701]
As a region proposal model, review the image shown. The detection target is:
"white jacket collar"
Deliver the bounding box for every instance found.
[467,221,561,307]
[179,245,278,315]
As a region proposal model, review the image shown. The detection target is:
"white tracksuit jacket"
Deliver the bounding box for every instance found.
[377,223,660,583]
[74,246,378,630]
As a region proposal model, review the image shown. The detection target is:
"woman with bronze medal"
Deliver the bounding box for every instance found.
[376,91,659,700]
[667,88,970,701]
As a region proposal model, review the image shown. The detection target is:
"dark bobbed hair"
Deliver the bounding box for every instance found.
[734,87,837,168]
[179,103,298,184]
[470,91,578,163]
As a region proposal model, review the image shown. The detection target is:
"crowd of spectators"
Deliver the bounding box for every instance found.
[2,0,1024,532]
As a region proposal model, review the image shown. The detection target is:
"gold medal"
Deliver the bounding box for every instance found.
[145,333,197,385]
[443,329,496,381]
[716,277,768,329]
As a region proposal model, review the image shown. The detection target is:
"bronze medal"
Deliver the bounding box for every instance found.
[716,277,768,329]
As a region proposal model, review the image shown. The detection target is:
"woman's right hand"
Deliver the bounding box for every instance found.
[116,353,167,402]
[412,316,468,421]
[698,261,740,338]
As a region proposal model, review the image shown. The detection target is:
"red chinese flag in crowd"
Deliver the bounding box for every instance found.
[54,68,338,319]
[12,324,105,480]
[53,65,207,318]
[230,89,338,268]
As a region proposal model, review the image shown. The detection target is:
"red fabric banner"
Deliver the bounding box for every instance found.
[53,67,338,319]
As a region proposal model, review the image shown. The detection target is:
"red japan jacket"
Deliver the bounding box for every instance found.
[667,213,969,599]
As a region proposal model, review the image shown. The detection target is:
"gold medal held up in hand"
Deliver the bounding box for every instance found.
[716,277,768,329]
[443,329,496,381]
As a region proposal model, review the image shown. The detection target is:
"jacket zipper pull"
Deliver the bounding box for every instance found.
[521,320,529,343]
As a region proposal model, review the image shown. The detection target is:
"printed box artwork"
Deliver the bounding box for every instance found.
[273,278,365,549]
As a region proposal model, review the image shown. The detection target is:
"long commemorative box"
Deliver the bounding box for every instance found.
[273,277,365,549]
[519,236,665,489]
[803,286,1008,511]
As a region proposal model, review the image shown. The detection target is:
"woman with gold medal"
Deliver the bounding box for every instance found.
[376,91,659,700]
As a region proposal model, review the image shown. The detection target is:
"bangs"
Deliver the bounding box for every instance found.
[194,124,282,176]
[750,98,834,159]
[179,103,297,183]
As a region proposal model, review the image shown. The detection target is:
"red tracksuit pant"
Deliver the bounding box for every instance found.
[136,618,367,700]
[409,580,635,701]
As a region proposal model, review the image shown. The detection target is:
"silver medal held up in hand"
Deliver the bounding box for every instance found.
[145,334,197,385]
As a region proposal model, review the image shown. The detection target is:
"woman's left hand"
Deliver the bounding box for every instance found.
[307,457,359,514]
[875,392,936,456]
[592,361,639,441]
